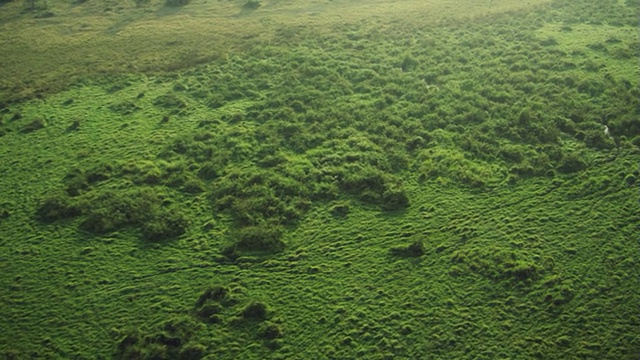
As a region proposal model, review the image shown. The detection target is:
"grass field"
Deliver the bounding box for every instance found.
[0,0,639,358]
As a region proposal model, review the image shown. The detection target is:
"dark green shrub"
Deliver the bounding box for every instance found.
[151,333,181,349]
[36,194,81,222]
[182,178,205,194]
[9,112,22,121]
[543,286,574,307]
[584,130,615,150]
[242,0,260,10]
[242,301,267,321]
[141,208,188,242]
[76,188,188,241]
[339,165,386,196]
[505,261,538,281]
[62,163,114,197]
[452,247,539,282]
[212,167,310,229]
[178,343,206,360]
[23,0,48,10]
[381,188,409,211]
[259,323,282,340]
[195,303,223,324]
[557,152,587,173]
[499,143,526,163]
[84,162,113,183]
[154,92,187,111]
[509,163,535,177]
[65,119,80,132]
[329,202,350,218]
[195,286,228,307]
[624,174,636,186]
[626,0,639,7]
[78,190,153,233]
[79,209,118,233]
[400,55,419,72]
[162,316,199,341]
[64,169,89,196]
[165,0,190,6]
[390,241,425,258]
[0,207,9,220]
[554,116,576,135]
[576,78,605,96]
[119,160,164,185]
[20,118,45,133]
[108,101,139,115]
[226,194,281,226]
[407,135,428,151]
[221,245,239,260]
[115,329,144,360]
[258,153,288,168]
[235,224,285,253]
[197,162,219,180]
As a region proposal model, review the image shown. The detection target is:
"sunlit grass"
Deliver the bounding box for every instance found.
[0,0,553,102]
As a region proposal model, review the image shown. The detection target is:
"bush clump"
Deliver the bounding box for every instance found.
[78,188,188,240]
[242,301,268,321]
[390,241,425,258]
[141,208,189,242]
[195,286,229,307]
[36,194,81,222]
[259,322,282,340]
[381,187,410,211]
[234,224,285,253]
[557,152,587,173]
[0,207,9,220]
[211,166,312,253]
[154,92,188,111]
[418,147,501,188]
[243,0,260,10]
[115,317,202,360]
[329,202,350,218]
[40,161,192,242]
[64,163,113,196]
[337,165,409,209]
[78,189,155,233]
[165,0,190,6]
[195,303,223,324]
[23,0,48,11]
[20,118,45,133]
[194,286,230,323]
[178,343,206,360]
[451,247,538,282]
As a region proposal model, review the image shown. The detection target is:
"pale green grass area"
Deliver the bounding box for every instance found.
[536,23,640,84]
[0,0,553,102]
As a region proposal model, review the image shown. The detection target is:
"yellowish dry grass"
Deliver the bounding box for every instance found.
[0,0,551,101]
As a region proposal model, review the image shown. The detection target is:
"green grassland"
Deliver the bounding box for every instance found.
[0,0,639,358]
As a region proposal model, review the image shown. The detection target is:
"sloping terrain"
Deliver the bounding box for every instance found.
[0,0,638,358]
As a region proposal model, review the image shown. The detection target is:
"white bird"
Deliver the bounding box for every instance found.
[604,125,611,138]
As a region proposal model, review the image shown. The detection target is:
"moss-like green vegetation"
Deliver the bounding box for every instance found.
[0,0,639,358]
[36,161,190,242]
[114,285,279,359]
